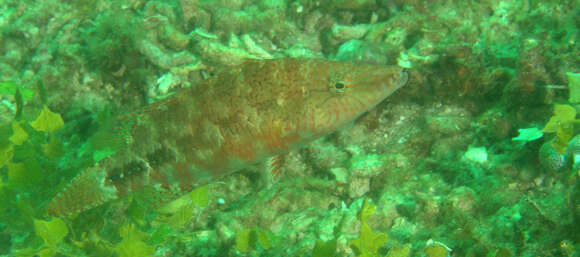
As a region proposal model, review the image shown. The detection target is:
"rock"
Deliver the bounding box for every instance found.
[241,34,273,59]
[335,39,389,65]
[160,24,190,51]
[348,176,370,198]
[538,141,567,172]
[425,105,472,136]
[308,140,349,171]
[138,40,198,69]
[331,24,371,41]
[442,186,478,216]
[196,40,258,66]
[477,108,513,142]
[328,0,377,11]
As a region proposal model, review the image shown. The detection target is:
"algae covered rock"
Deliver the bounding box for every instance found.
[533,184,574,226]
[196,40,259,66]
[327,0,377,11]
[331,24,371,41]
[425,105,472,137]
[538,141,567,172]
[335,39,389,65]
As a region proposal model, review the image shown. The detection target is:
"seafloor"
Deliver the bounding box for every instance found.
[0,0,579,256]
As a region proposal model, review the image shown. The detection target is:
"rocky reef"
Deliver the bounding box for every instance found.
[0,0,579,256]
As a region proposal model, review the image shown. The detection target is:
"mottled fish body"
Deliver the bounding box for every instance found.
[48,58,408,216]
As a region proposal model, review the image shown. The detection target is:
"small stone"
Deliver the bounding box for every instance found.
[349,176,370,198]
[331,24,371,41]
[241,34,273,59]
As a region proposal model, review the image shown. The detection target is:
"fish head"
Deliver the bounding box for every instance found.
[290,60,408,138]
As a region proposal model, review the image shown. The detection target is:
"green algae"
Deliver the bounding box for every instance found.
[568,72,580,103]
[234,227,278,253]
[349,198,388,257]
[312,239,337,257]
[0,0,579,256]
[0,81,34,101]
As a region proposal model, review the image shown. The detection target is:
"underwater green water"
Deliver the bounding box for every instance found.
[0,0,579,256]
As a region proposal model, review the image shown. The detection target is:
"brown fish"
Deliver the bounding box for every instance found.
[48,58,408,217]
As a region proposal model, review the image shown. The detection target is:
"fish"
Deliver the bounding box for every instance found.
[47,58,408,217]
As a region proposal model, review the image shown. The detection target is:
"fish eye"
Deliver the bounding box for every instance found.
[328,77,347,96]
